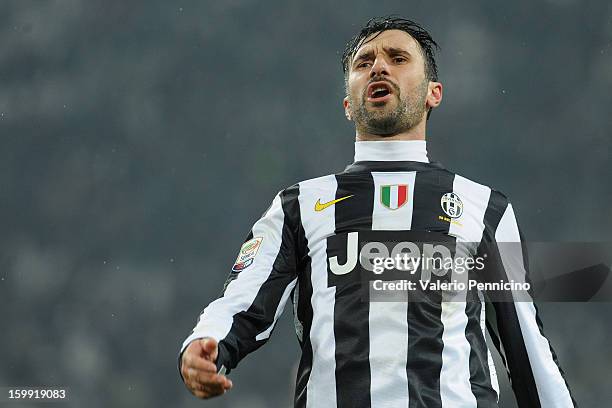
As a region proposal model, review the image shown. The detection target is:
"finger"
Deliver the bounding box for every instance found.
[200,374,232,393]
[183,363,233,390]
[187,367,231,387]
[201,381,229,396]
[187,378,225,397]
[186,379,206,393]
[183,367,206,383]
[182,354,217,372]
[193,371,231,388]
[200,338,218,362]
[187,375,232,400]
[184,337,212,356]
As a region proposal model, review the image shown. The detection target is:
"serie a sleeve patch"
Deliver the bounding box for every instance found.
[231,237,264,272]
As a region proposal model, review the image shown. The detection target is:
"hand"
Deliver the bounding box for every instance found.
[181,338,233,399]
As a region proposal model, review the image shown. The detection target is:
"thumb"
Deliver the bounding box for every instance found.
[200,337,218,362]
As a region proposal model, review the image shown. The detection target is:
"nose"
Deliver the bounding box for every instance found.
[369,55,390,78]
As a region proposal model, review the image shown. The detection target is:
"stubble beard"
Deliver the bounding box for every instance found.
[349,79,429,137]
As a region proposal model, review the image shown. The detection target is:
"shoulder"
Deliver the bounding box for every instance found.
[442,170,517,240]
[266,173,336,217]
[279,173,338,199]
[440,166,510,210]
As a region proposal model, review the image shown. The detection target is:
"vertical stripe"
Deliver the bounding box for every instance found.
[369,172,415,407]
[333,172,374,408]
[462,300,497,407]
[255,277,298,340]
[368,302,409,408]
[479,291,500,398]
[297,175,338,408]
[372,173,416,230]
[382,186,390,208]
[292,184,314,408]
[479,191,541,407]
[408,169,455,408]
[390,184,399,209]
[398,184,408,207]
[495,205,575,407]
[447,175,498,407]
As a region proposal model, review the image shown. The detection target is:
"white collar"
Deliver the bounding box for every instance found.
[354,140,429,163]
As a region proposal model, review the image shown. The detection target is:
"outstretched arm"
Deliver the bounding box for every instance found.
[179,187,301,399]
[480,196,576,407]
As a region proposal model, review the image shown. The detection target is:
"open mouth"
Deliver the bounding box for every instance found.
[367,81,393,102]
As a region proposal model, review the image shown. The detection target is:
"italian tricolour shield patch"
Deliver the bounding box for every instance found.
[380,184,408,210]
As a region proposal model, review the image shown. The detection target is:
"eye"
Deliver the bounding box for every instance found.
[357,61,372,68]
[393,56,407,63]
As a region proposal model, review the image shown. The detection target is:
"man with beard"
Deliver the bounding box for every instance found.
[179,17,576,407]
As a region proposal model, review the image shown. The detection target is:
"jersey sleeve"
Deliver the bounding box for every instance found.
[479,193,577,407]
[179,186,301,375]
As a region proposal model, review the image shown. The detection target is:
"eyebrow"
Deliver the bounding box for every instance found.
[352,47,412,64]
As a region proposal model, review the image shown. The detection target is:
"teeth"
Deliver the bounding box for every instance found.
[374,87,386,93]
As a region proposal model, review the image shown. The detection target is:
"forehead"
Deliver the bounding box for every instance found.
[353,29,422,59]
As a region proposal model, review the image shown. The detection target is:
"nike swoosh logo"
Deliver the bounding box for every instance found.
[315,195,353,212]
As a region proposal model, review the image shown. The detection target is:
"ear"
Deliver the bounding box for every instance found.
[343,96,352,121]
[426,81,443,110]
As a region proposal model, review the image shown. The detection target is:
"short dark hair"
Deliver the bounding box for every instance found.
[341,16,440,83]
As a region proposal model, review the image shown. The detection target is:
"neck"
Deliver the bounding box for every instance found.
[354,139,429,163]
[354,119,426,141]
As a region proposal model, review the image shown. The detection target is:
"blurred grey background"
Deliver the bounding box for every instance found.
[1,0,611,407]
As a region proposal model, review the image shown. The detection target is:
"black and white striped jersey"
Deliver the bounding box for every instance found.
[180,140,576,408]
